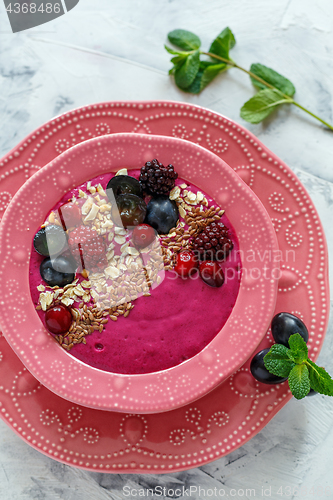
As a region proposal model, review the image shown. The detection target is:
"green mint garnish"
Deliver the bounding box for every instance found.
[306,360,333,396]
[168,29,201,51]
[165,27,333,131]
[264,333,333,400]
[249,63,296,96]
[263,344,295,378]
[240,89,293,124]
[208,27,235,60]
[288,364,311,400]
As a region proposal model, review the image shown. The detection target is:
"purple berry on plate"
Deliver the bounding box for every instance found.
[271,312,309,347]
[144,195,179,234]
[250,348,288,385]
[111,194,147,228]
[33,224,67,257]
[106,175,142,199]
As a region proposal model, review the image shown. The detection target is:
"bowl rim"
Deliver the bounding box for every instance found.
[0,133,279,413]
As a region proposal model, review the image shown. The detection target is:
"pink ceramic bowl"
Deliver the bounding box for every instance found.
[0,134,279,413]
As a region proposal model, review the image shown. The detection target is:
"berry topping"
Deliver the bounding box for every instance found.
[192,221,233,261]
[68,226,107,272]
[139,158,178,195]
[271,312,309,347]
[199,261,224,287]
[40,255,77,287]
[45,305,72,335]
[250,348,288,385]
[145,195,179,234]
[58,202,82,230]
[132,224,156,249]
[106,175,142,200]
[111,194,147,228]
[33,224,67,257]
[174,250,198,278]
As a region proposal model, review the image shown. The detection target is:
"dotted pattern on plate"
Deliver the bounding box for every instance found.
[0,101,329,473]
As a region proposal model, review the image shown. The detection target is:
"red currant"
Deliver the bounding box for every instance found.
[199,261,224,287]
[45,305,72,335]
[58,203,82,230]
[174,250,198,278]
[132,224,156,249]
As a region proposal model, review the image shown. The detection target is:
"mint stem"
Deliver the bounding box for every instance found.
[202,51,333,132]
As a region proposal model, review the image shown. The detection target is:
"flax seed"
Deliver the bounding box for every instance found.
[110,315,118,321]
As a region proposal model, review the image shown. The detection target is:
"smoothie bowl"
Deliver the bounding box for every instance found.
[0,134,279,413]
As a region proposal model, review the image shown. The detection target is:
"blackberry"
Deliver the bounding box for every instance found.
[192,221,233,261]
[139,158,178,195]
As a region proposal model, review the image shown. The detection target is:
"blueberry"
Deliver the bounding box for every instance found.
[106,175,142,200]
[271,312,309,347]
[250,348,288,385]
[111,194,147,228]
[33,224,67,257]
[40,255,77,287]
[145,195,179,234]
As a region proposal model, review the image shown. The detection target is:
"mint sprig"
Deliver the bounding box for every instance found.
[165,28,333,131]
[264,334,333,399]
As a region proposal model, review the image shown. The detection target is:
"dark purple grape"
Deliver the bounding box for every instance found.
[144,195,179,234]
[106,175,142,200]
[271,312,308,347]
[40,255,77,287]
[33,224,67,257]
[111,194,147,228]
[250,348,288,385]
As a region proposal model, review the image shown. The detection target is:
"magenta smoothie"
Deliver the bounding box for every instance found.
[30,169,241,374]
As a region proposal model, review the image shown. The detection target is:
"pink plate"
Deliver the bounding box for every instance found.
[0,101,329,473]
[0,133,278,413]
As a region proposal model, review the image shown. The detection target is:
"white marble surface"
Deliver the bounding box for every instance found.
[0,1,333,498]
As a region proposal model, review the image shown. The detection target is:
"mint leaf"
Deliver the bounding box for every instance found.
[164,45,190,56]
[185,61,227,94]
[209,27,235,60]
[240,88,292,124]
[288,333,308,364]
[168,29,201,51]
[174,49,200,89]
[288,365,310,399]
[307,359,333,396]
[250,63,296,97]
[264,344,295,378]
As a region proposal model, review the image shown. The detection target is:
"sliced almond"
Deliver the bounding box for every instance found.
[78,189,87,198]
[96,183,107,197]
[84,203,100,222]
[115,168,128,176]
[81,196,93,216]
[37,284,45,292]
